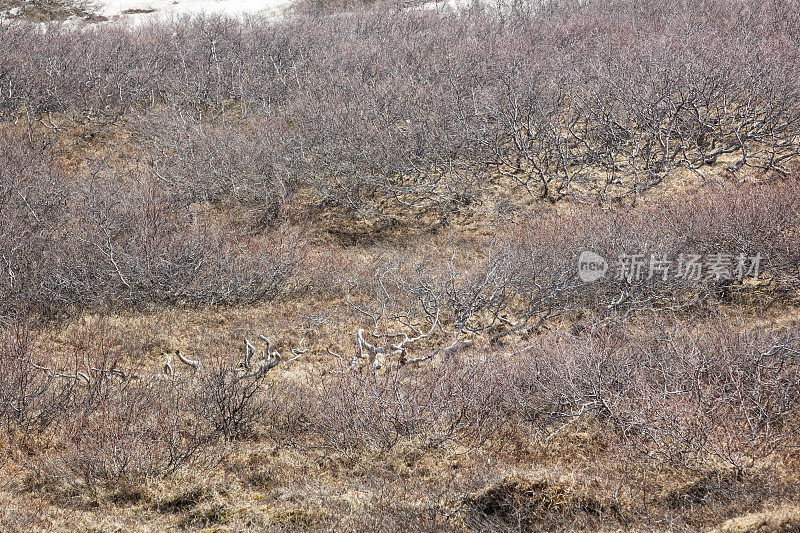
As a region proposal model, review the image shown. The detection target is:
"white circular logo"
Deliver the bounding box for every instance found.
[577,251,608,282]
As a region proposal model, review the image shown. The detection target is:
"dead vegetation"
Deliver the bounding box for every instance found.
[1,0,800,530]
[709,507,800,533]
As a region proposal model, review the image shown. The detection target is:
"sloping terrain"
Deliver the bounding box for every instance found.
[1,0,800,530]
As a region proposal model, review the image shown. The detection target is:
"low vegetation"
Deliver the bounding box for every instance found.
[1,0,799,530]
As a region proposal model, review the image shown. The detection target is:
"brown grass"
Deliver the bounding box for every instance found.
[2,3,800,529]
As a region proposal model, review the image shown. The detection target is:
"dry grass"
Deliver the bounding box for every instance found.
[709,506,800,533]
[1,300,798,531]
[2,2,800,530]
[3,415,798,531]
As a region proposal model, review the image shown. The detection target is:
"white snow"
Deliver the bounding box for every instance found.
[92,0,292,21]
[0,0,470,26]
[89,0,471,22]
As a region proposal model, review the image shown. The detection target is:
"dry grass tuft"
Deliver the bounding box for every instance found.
[710,506,800,533]
[461,475,620,532]
[660,470,738,509]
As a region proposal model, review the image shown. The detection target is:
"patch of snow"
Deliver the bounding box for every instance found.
[91,0,473,22]
[94,0,292,20]
[0,0,472,25]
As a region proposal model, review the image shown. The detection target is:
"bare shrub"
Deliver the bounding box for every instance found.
[195,354,280,440]
[312,353,507,452]
[2,322,288,494]
[40,378,212,492]
[2,0,795,221]
[334,174,800,365]
[500,314,800,472]
[0,319,75,435]
[1,158,306,315]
